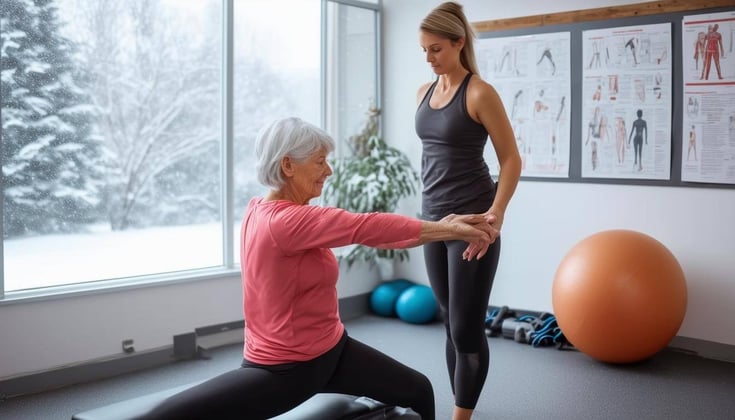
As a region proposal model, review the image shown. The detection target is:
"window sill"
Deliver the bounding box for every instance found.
[0,267,242,307]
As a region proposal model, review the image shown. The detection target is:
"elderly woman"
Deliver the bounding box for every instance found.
[147,117,497,420]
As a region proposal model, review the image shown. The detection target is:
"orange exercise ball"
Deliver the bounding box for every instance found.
[552,230,687,364]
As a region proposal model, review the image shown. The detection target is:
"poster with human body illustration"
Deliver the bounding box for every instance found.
[681,10,735,185]
[476,32,571,178]
[581,23,672,180]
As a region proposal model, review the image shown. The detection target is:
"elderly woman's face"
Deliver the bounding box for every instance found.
[287,147,332,204]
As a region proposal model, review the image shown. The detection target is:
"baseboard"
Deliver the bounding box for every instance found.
[339,292,371,321]
[668,336,735,363]
[487,305,735,363]
[0,293,373,400]
[0,346,174,400]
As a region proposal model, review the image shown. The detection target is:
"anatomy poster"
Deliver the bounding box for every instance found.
[581,23,672,180]
[476,32,571,178]
[681,10,735,185]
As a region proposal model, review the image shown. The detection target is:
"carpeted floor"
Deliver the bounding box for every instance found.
[1,315,734,419]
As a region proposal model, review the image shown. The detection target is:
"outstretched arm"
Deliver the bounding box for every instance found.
[377,214,497,260]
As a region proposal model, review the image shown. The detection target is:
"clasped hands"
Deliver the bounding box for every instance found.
[440,212,500,261]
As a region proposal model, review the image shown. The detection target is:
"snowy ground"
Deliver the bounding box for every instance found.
[3,223,234,291]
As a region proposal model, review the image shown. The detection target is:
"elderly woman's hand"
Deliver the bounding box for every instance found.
[461,208,506,261]
[440,214,499,260]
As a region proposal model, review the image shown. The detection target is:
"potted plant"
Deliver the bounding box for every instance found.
[323,107,420,269]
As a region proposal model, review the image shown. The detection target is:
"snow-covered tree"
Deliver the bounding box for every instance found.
[72,0,222,230]
[5,0,311,233]
[74,0,298,229]
[1,0,102,238]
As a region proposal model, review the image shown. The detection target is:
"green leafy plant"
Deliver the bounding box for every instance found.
[323,107,420,268]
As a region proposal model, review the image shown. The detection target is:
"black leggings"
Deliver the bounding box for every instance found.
[423,237,501,409]
[145,331,434,420]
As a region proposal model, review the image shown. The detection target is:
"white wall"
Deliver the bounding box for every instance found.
[383,0,735,347]
[0,276,240,379]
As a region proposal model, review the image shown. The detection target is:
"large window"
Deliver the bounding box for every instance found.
[325,1,379,153]
[0,0,380,297]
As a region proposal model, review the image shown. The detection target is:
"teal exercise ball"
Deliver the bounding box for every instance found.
[370,279,415,317]
[396,285,438,324]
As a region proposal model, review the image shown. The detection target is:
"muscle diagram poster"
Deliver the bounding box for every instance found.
[681,10,735,185]
[476,32,571,178]
[581,22,672,180]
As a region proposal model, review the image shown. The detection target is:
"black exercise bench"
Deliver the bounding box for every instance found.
[72,381,420,419]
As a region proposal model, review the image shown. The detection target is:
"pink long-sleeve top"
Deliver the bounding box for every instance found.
[240,197,422,365]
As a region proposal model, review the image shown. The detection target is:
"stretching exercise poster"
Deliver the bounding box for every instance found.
[681,10,735,185]
[476,32,571,178]
[581,22,672,180]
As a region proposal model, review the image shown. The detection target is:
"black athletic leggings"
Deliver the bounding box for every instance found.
[423,237,501,409]
[145,331,434,420]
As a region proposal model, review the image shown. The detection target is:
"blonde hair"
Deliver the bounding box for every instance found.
[420,2,479,75]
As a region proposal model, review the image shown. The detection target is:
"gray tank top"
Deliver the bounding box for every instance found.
[415,73,496,221]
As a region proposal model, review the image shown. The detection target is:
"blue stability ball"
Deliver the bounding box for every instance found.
[370,279,415,317]
[396,285,438,324]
